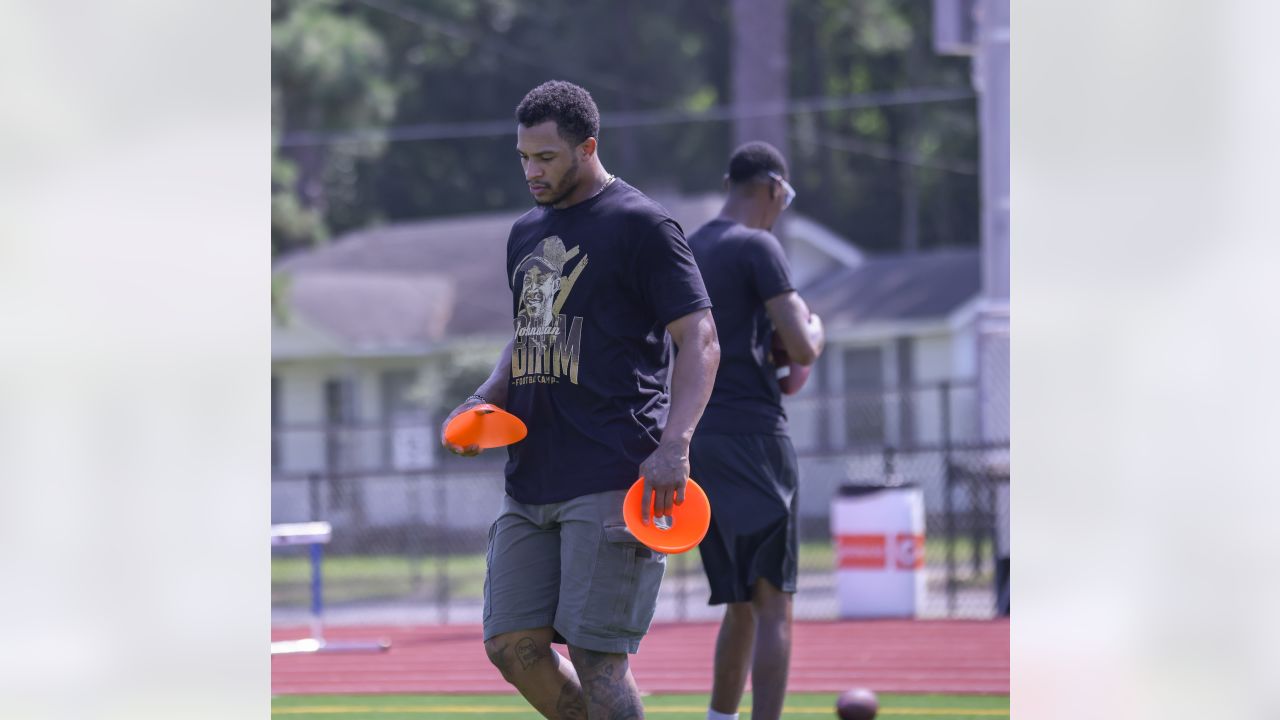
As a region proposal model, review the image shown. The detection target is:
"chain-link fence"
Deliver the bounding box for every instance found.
[271,380,1008,626]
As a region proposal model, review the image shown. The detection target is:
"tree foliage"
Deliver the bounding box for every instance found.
[271,0,978,258]
[272,0,400,254]
[790,0,979,251]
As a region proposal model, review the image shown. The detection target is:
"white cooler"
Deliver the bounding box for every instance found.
[830,483,926,619]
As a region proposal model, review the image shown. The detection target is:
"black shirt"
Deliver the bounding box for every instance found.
[504,179,712,504]
[686,219,795,435]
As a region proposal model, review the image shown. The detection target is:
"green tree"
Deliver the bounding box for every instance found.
[272,0,400,256]
[270,0,979,255]
[272,152,327,256]
[790,0,979,251]
[348,0,729,220]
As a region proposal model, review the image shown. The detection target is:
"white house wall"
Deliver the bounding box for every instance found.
[908,332,980,446]
[781,350,833,454]
[951,313,979,379]
[881,339,905,448]
[951,313,983,444]
[807,323,985,448]
[780,393,819,453]
[909,334,945,448]
[271,481,313,524]
[914,333,954,383]
[784,337,913,454]
[274,364,327,475]
[273,356,499,529]
[356,472,506,529]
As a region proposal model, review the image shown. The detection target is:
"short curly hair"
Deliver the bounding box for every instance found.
[516,80,601,147]
[728,141,789,184]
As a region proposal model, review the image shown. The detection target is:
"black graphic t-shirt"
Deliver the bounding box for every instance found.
[686,219,795,435]
[503,179,712,504]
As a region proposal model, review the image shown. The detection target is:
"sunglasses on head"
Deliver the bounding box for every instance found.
[767,171,796,209]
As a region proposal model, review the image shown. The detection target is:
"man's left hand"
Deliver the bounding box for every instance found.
[638,442,689,525]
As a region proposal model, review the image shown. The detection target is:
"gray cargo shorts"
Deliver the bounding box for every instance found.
[482,489,667,654]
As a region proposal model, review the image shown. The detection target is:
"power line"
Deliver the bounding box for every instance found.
[279,87,975,148]
[795,131,978,176]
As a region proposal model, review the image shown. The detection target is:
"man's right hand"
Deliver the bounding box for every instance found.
[440,397,490,457]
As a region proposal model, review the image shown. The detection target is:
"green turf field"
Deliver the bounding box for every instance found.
[271,692,1009,719]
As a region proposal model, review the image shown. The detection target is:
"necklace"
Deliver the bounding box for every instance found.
[594,174,616,198]
[555,175,616,210]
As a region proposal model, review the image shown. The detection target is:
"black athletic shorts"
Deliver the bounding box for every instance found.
[689,433,799,604]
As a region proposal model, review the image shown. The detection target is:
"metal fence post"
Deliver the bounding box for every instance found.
[435,476,450,624]
[408,473,423,595]
[941,381,957,615]
[675,552,688,623]
[309,472,323,521]
[971,468,987,577]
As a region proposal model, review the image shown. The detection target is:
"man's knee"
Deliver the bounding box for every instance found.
[725,601,755,623]
[485,630,554,682]
[484,635,517,680]
[751,579,793,620]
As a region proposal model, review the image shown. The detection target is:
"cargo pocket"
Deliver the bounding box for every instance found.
[583,522,667,638]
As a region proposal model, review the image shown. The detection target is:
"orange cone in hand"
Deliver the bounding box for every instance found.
[444,404,527,449]
[623,477,711,554]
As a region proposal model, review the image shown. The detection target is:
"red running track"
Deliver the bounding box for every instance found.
[272,620,1008,696]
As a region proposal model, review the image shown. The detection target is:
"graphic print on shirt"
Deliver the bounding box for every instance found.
[511,235,586,385]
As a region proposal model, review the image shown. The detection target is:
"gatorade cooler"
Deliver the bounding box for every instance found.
[831,483,926,618]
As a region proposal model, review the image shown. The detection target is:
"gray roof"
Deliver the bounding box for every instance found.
[287,271,455,350]
[274,207,973,353]
[272,194,728,351]
[802,248,980,326]
[275,210,516,348]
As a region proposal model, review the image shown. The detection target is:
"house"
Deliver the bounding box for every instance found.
[786,247,984,455]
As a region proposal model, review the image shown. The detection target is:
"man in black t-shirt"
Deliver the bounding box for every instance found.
[685,143,825,720]
[440,81,720,720]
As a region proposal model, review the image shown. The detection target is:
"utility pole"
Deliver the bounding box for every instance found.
[975,0,1010,446]
[933,0,1009,443]
[934,0,1010,617]
[731,0,789,159]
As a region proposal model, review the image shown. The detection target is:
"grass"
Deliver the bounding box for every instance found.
[271,692,1010,719]
[273,539,994,606]
[799,537,993,572]
[272,553,488,605]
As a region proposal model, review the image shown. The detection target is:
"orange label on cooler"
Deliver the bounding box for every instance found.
[894,533,925,569]
[836,534,887,569]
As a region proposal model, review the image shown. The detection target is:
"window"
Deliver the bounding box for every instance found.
[323,377,357,471]
[323,376,360,514]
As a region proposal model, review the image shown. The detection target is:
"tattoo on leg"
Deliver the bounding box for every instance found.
[572,647,643,720]
[515,637,545,671]
[555,679,588,720]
